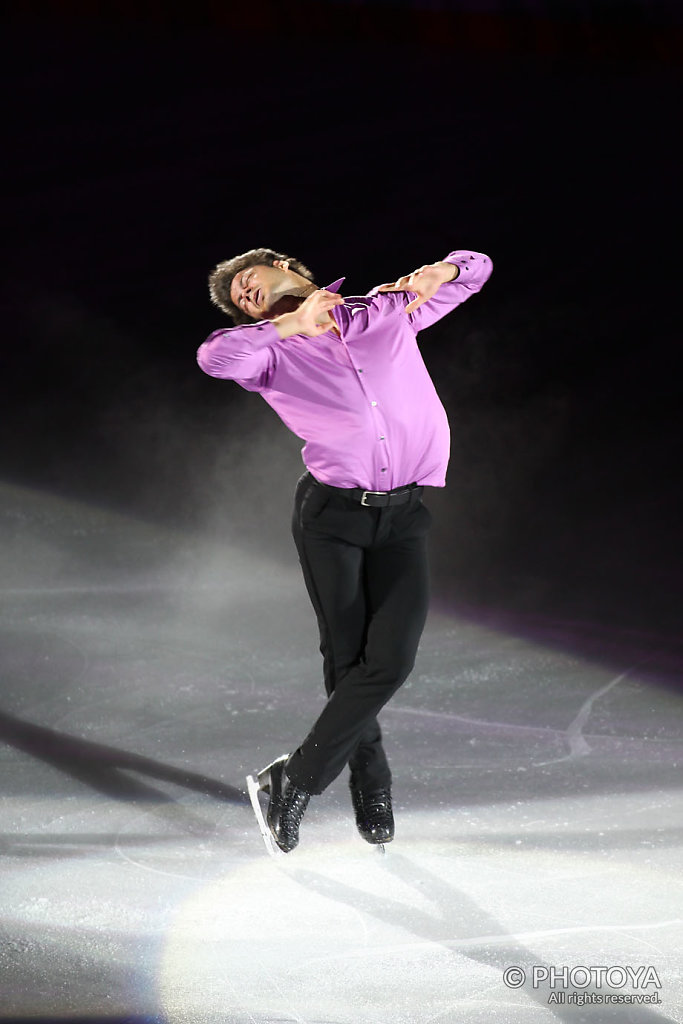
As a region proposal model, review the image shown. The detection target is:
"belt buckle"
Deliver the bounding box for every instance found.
[361,490,387,506]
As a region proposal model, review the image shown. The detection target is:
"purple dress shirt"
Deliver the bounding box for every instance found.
[197,250,492,490]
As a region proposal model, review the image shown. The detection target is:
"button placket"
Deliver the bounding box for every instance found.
[343,342,392,487]
[372,406,392,488]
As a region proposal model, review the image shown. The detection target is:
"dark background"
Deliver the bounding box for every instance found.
[2,0,681,641]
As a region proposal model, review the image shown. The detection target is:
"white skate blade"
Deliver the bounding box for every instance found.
[246,774,282,859]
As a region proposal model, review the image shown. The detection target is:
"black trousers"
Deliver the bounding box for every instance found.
[285,472,431,796]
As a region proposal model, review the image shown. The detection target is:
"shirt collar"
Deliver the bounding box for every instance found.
[324,277,345,293]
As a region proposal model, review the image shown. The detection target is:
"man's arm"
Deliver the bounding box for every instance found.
[197,290,345,380]
[373,250,493,332]
[377,260,459,311]
[197,320,281,381]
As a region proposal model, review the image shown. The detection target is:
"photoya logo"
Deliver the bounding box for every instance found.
[502,964,663,1007]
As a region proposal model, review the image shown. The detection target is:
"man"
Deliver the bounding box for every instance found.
[197,245,493,854]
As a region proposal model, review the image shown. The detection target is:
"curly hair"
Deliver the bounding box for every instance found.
[208,247,316,325]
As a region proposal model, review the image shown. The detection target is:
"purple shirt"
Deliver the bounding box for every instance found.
[197,250,492,490]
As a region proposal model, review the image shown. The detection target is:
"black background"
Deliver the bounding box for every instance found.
[2,1,681,640]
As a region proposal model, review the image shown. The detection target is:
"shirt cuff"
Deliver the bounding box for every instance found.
[442,250,493,286]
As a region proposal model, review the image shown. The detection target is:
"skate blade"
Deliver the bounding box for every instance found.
[246,774,282,859]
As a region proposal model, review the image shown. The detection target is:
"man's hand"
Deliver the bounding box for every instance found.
[376,261,458,314]
[274,289,345,340]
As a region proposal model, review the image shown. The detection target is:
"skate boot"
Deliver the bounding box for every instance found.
[249,754,310,854]
[351,786,394,845]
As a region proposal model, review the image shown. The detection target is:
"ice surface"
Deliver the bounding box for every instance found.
[1,483,682,1023]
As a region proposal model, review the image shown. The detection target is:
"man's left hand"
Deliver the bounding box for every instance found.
[376,261,458,314]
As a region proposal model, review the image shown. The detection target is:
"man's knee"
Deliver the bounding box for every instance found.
[365,647,417,688]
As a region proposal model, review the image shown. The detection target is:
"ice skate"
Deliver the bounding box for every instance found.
[247,754,310,855]
[351,786,394,849]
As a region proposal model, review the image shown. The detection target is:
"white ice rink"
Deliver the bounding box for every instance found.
[1,482,681,1023]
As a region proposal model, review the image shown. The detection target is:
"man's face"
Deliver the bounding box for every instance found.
[230,263,290,320]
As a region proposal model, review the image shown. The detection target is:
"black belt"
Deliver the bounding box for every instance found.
[311,475,423,508]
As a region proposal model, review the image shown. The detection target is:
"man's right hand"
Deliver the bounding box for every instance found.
[274,289,344,340]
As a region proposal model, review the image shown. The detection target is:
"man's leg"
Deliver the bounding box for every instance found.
[291,474,392,791]
[287,494,430,795]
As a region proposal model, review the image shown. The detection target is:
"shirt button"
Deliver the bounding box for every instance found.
[381,468,387,472]
[379,435,385,440]
[371,401,377,407]
[358,368,363,373]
